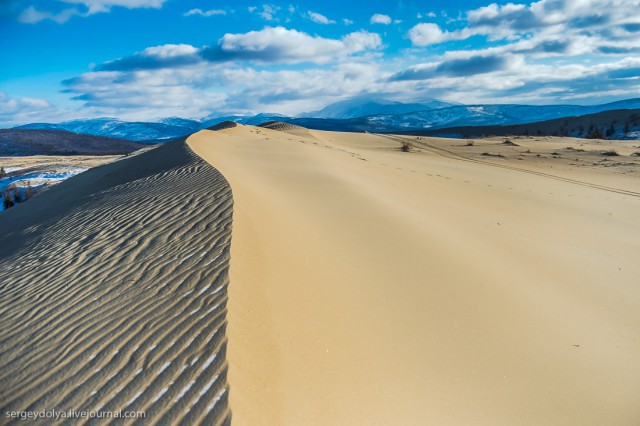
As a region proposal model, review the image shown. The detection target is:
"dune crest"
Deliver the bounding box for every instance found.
[257,121,312,137]
[207,121,239,131]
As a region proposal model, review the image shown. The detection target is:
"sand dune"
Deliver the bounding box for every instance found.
[188,126,640,425]
[2,125,638,425]
[257,121,314,138]
[0,139,233,425]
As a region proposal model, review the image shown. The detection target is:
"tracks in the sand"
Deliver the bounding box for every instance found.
[378,133,640,198]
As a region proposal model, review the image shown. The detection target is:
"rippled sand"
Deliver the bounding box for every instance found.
[0,139,232,425]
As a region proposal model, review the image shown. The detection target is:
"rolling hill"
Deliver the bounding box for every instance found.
[0,129,146,156]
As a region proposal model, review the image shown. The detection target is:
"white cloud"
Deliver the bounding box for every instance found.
[97,27,383,71]
[62,66,228,119]
[214,62,385,114]
[370,13,391,25]
[0,92,55,126]
[205,27,381,64]
[306,11,335,24]
[407,23,469,46]
[60,59,389,120]
[12,0,640,123]
[183,8,226,17]
[343,18,353,25]
[99,44,201,71]
[18,5,80,23]
[61,0,166,14]
[254,4,279,21]
[16,0,168,23]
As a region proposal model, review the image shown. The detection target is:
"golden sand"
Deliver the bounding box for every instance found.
[189,126,640,425]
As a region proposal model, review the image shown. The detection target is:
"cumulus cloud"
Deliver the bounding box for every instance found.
[183,8,226,17]
[61,60,389,119]
[99,44,202,71]
[306,11,335,24]
[407,23,470,46]
[405,0,640,56]
[390,53,523,81]
[220,63,383,112]
[343,18,354,25]
[99,27,382,71]
[0,92,55,126]
[387,52,640,106]
[204,27,381,64]
[370,13,391,25]
[61,66,228,119]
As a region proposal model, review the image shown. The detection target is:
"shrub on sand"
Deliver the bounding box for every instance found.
[3,185,15,209]
[400,141,413,152]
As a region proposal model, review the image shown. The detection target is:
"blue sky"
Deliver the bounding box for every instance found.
[1,0,639,125]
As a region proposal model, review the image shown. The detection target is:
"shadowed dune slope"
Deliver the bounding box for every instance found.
[257,121,312,138]
[188,126,640,426]
[0,139,233,425]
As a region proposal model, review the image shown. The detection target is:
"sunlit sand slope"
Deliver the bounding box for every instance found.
[189,126,640,426]
[0,139,233,425]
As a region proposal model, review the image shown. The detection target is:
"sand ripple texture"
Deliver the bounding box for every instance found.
[0,139,233,425]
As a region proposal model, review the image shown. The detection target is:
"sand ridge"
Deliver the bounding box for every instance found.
[188,125,640,425]
[0,139,233,425]
[257,121,314,138]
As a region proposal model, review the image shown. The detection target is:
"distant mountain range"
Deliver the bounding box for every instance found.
[287,98,640,134]
[401,109,640,140]
[9,97,640,142]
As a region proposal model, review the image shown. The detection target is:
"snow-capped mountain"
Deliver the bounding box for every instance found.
[293,99,640,132]
[299,96,456,119]
[16,118,201,142]
[10,98,640,141]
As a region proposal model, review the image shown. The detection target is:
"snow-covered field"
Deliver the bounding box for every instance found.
[1,168,87,212]
[1,155,120,212]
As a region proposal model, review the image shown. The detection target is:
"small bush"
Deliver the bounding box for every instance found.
[631,152,640,157]
[0,166,5,178]
[400,141,413,152]
[601,150,619,156]
[465,140,475,146]
[25,182,34,200]
[3,185,16,209]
